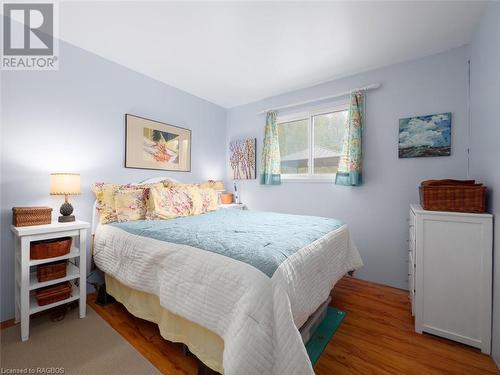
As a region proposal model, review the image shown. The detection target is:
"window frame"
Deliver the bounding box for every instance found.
[277,102,349,182]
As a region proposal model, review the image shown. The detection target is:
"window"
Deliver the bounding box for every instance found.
[277,105,348,179]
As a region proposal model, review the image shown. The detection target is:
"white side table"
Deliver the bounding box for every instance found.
[10,220,90,341]
[219,203,247,210]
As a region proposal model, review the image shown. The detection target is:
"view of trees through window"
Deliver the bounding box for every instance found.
[278,109,348,175]
[278,119,309,174]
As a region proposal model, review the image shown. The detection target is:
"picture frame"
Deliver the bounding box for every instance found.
[229,138,256,179]
[125,114,191,172]
[398,112,452,158]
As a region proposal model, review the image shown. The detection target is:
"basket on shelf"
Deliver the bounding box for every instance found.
[12,207,52,227]
[419,179,487,213]
[37,260,68,282]
[35,282,72,306]
[30,237,72,260]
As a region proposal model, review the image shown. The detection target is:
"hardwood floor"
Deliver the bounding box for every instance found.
[316,277,499,375]
[88,277,499,375]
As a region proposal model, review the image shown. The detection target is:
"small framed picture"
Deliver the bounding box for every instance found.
[125,114,191,171]
[229,138,256,179]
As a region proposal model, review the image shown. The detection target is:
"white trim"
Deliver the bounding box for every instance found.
[309,116,314,174]
[466,57,471,179]
[281,174,336,183]
[277,103,348,181]
[410,204,492,219]
[256,83,380,115]
[276,102,349,124]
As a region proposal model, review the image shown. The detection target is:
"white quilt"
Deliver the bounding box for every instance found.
[93,222,362,375]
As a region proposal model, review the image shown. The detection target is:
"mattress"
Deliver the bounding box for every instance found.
[94,210,362,375]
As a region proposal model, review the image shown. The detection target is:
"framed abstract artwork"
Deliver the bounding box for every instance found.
[125,114,191,171]
[398,112,451,158]
[229,138,256,179]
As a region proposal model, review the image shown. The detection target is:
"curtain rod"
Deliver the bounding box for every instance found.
[256,83,381,115]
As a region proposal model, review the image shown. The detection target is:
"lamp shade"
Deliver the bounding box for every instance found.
[205,180,225,191]
[212,180,225,191]
[50,173,81,195]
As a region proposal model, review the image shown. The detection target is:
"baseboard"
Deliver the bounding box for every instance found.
[343,275,409,293]
[1,319,17,330]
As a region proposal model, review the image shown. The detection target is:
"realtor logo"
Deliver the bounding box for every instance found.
[1,1,59,70]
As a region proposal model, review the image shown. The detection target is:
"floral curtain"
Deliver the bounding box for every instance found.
[260,111,281,185]
[335,91,364,186]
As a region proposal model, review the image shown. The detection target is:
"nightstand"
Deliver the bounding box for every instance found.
[10,220,90,341]
[219,203,247,210]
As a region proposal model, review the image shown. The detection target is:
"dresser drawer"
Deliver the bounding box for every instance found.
[409,209,416,227]
[408,232,415,252]
[408,250,414,277]
[408,209,416,317]
[409,272,415,316]
[408,210,416,247]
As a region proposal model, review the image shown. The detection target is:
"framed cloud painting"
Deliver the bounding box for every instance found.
[230,138,256,179]
[125,114,191,171]
[398,112,451,158]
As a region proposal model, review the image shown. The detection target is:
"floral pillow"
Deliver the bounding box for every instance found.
[114,188,148,222]
[92,181,164,224]
[163,182,218,215]
[198,187,218,212]
[148,186,193,219]
[92,183,120,224]
[185,186,204,216]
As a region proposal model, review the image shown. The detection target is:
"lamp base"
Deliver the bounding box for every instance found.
[59,200,75,222]
[58,215,75,222]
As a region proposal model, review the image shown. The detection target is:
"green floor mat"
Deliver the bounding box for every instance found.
[306,307,346,366]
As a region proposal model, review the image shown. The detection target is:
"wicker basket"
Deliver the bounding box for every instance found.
[12,207,52,227]
[419,179,486,213]
[35,282,72,306]
[30,237,72,260]
[37,260,68,282]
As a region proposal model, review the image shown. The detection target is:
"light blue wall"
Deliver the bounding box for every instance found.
[226,47,470,290]
[0,41,227,321]
[1,16,497,364]
[469,1,500,366]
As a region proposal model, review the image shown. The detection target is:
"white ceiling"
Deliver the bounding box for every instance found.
[60,1,485,108]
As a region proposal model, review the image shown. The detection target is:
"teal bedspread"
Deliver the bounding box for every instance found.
[110,209,343,277]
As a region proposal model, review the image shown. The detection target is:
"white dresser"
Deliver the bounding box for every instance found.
[408,204,493,354]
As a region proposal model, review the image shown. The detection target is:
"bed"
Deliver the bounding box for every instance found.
[92,177,363,375]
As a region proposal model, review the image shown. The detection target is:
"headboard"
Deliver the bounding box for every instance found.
[91,176,179,235]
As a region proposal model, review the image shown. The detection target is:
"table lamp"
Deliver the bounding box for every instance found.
[50,173,81,222]
[207,180,225,204]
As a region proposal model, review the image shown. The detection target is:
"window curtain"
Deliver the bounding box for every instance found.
[335,91,364,186]
[260,111,281,185]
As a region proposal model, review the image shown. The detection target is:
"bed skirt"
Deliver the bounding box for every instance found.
[105,273,335,374]
[105,274,225,373]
